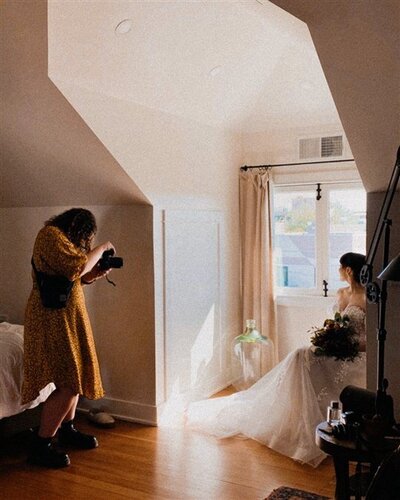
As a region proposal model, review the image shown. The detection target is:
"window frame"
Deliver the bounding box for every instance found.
[271,180,366,297]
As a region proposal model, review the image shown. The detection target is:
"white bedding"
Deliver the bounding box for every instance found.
[0,322,54,419]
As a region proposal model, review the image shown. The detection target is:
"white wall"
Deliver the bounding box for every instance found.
[276,296,335,360]
[161,210,226,400]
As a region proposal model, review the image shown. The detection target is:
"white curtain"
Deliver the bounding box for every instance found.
[239,168,277,361]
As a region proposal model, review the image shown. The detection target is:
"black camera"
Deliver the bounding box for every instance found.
[331,411,360,440]
[98,249,123,270]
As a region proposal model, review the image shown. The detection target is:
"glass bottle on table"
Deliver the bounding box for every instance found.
[327,401,341,425]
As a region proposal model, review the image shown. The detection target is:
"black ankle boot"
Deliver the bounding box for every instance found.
[27,434,70,468]
[58,420,98,449]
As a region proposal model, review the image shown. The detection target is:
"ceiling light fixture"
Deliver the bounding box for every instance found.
[115,19,133,35]
[209,65,223,77]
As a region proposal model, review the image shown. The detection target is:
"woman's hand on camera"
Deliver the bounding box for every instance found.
[81,263,110,285]
[102,241,116,254]
[82,240,116,278]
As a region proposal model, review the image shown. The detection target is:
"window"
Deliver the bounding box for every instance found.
[272,183,366,296]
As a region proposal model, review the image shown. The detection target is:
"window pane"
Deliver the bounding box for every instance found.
[329,188,366,290]
[273,189,316,288]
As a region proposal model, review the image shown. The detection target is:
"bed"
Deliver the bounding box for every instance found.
[0,322,54,439]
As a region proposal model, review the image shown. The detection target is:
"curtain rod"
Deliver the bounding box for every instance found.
[240,158,355,171]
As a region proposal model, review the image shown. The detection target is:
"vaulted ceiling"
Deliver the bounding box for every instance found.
[1,0,398,208]
[48,0,339,133]
[48,0,400,192]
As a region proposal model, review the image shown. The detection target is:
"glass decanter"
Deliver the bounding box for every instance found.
[231,319,274,391]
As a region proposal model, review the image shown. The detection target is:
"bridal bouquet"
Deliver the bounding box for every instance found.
[309,312,359,361]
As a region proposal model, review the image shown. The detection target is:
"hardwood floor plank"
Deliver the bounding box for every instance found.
[0,414,335,499]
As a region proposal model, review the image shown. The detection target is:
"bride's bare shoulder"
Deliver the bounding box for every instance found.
[337,286,366,312]
[336,286,350,301]
[336,287,350,311]
[350,289,366,311]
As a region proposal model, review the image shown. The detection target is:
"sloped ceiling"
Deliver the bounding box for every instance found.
[3,0,396,206]
[47,0,340,133]
[270,0,400,192]
[0,0,148,208]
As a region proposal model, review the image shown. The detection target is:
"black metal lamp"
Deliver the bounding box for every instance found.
[337,151,400,442]
[358,146,400,431]
[378,253,400,281]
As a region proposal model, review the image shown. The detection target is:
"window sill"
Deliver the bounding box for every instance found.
[275,295,336,308]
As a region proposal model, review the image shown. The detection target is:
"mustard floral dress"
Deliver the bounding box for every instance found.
[21,225,104,404]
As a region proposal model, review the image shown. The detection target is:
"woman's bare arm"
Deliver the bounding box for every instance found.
[80,241,115,278]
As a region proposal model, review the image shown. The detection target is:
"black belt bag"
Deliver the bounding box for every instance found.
[31,258,74,309]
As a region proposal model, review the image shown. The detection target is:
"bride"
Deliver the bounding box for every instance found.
[186,252,367,467]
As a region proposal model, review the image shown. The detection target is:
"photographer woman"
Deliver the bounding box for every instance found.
[22,208,114,468]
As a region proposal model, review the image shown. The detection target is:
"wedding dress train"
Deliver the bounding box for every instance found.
[186,305,366,467]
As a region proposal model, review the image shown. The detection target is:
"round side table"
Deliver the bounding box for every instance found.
[316,421,378,500]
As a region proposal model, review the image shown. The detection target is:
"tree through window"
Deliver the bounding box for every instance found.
[272,183,366,295]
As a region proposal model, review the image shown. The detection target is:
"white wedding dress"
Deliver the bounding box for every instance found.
[186,305,366,467]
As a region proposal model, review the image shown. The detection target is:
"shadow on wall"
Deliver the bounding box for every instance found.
[1,0,148,208]
[83,205,156,406]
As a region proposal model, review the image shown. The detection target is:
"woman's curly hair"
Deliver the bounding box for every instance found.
[45,208,97,253]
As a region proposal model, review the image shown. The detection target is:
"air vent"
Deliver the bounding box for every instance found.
[299,135,343,160]
[321,135,343,157]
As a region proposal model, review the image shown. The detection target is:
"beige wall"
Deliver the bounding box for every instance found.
[0,205,157,422]
[241,123,351,165]
[0,0,147,207]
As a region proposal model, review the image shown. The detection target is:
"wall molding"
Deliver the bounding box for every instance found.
[79,396,157,426]
[160,208,226,404]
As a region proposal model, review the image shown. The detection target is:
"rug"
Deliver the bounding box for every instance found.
[265,486,330,500]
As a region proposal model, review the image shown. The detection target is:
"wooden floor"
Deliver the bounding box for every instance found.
[0,412,335,500]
